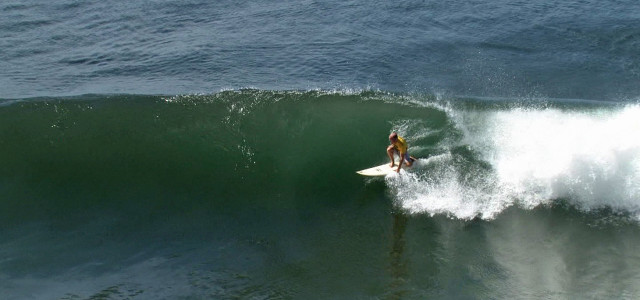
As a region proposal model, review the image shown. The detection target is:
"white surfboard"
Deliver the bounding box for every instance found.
[356,163,407,176]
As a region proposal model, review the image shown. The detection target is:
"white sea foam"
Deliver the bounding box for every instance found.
[391,104,640,220]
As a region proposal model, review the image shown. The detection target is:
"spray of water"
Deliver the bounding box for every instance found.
[389,104,640,220]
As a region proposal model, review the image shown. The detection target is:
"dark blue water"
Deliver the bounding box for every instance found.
[2,1,640,299]
[2,0,640,100]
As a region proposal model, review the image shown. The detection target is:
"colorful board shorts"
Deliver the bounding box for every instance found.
[394,149,413,163]
[403,152,413,163]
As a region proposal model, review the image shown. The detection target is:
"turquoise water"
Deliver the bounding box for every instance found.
[2,0,640,298]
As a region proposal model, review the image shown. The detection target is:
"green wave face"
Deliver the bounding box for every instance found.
[0,91,450,223]
[2,90,639,225]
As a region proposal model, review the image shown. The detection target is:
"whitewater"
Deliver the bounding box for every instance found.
[386,99,640,221]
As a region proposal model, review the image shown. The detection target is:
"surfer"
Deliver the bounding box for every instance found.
[387,132,416,173]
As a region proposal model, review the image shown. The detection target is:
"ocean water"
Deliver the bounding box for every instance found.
[2,1,640,299]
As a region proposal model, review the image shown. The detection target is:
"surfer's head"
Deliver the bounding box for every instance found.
[389,132,398,142]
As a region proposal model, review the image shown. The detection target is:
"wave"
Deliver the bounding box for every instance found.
[1,90,639,224]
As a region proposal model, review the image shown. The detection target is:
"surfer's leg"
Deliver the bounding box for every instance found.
[387,145,396,167]
[404,153,414,167]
